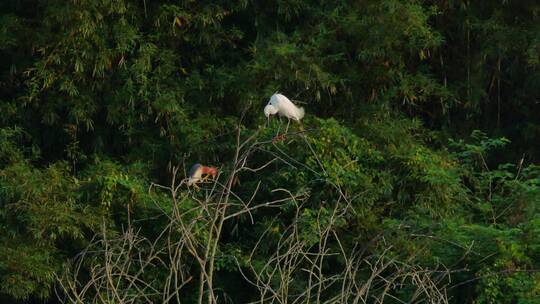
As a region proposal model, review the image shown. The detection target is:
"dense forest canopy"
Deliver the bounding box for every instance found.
[1,0,540,303]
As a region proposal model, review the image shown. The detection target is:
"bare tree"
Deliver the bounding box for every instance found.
[56,122,453,304]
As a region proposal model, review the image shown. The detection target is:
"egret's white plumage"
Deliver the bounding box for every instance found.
[264,93,305,121]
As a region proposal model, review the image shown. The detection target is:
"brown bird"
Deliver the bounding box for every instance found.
[187,163,218,188]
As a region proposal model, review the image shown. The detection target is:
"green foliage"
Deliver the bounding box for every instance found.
[0,129,89,299]
[0,0,539,302]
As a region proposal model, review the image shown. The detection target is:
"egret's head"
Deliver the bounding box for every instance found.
[264,104,278,118]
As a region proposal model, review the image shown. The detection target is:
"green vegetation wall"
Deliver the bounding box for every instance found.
[0,0,539,303]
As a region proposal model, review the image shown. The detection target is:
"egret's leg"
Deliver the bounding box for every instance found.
[285,119,291,133]
[276,116,282,136]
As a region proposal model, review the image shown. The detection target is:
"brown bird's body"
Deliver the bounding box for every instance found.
[187,163,218,188]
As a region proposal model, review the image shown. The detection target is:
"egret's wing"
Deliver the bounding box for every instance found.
[274,94,304,120]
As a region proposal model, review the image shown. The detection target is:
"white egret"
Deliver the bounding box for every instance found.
[264,93,305,134]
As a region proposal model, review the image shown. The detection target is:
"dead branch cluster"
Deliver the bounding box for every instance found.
[56,124,452,304]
